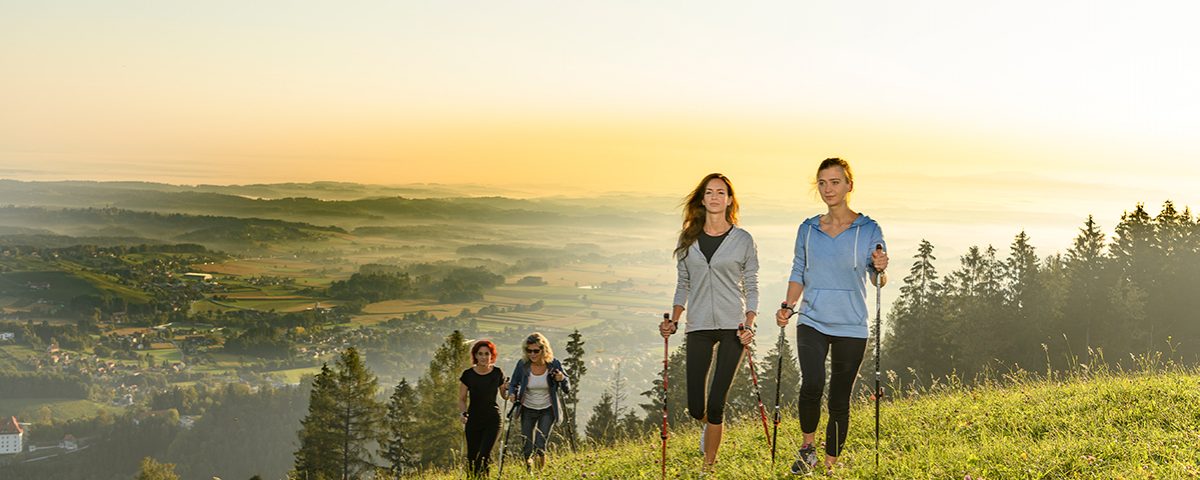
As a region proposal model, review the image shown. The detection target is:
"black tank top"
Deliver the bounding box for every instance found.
[698,229,730,263]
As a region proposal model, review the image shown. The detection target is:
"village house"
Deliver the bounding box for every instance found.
[0,416,24,455]
[60,434,78,451]
[181,272,213,282]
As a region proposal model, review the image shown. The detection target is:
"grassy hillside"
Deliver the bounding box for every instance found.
[419,368,1199,479]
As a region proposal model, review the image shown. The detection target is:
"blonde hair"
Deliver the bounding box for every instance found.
[521,332,554,363]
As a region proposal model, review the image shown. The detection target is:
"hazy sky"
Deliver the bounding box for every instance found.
[2,1,1199,253]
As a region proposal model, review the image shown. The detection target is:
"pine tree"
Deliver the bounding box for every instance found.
[943,245,1007,376]
[294,364,339,480]
[293,349,385,480]
[757,329,799,414]
[886,239,947,378]
[331,348,385,480]
[639,337,689,429]
[560,329,587,450]
[1004,231,1042,368]
[585,390,620,445]
[1112,204,1155,287]
[412,330,470,468]
[381,379,419,475]
[1111,205,1157,354]
[619,410,646,440]
[1063,215,1111,354]
[1151,201,1190,352]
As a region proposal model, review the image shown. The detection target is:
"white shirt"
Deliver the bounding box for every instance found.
[523,371,552,410]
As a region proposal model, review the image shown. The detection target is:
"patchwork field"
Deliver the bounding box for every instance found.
[0,398,121,423]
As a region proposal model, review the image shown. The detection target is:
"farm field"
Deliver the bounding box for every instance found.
[0,398,121,423]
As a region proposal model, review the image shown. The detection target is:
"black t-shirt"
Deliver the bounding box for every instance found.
[460,367,504,418]
[698,229,730,263]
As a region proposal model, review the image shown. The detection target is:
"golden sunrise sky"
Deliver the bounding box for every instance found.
[2,1,1199,255]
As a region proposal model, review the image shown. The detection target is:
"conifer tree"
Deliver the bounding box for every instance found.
[331,347,385,480]
[585,390,620,445]
[381,379,419,475]
[1004,231,1042,368]
[293,348,384,480]
[757,330,799,412]
[640,337,688,428]
[560,329,587,450]
[1064,215,1111,353]
[412,330,470,468]
[294,364,339,480]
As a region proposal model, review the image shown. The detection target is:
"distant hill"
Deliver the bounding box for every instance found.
[0,179,676,228]
[0,206,345,248]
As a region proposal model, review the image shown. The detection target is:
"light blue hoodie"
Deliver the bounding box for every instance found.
[788,214,886,339]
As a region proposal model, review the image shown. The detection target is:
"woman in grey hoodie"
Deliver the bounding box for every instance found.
[776,158,889,475]
[659,172,759,474]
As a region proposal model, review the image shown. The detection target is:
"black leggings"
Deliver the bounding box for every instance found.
[464,414,500,477]
[686,329,743,425]
[796,324,866,458]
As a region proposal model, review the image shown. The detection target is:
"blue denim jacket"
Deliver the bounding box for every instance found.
[507,358,570,424]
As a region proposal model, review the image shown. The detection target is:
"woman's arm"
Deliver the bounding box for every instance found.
[672,256,690,312]
[458,383,469,424]
[507,361,523,400]
[554,362,570,393]
[742,236,760,328]
[777,281,805,327]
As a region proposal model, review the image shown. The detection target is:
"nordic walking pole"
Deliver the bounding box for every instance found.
[739,323,772,448]
[873,243,885,477]
[660,312,674,480]
[772,301,796,465]
[498,384,520,478]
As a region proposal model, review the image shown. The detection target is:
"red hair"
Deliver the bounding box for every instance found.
[470,340,497,365]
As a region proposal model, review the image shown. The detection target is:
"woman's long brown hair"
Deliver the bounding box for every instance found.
[674,173,739,260]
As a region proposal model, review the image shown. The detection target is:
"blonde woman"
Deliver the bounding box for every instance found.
[506,332,570,472]
[776,158,888,475]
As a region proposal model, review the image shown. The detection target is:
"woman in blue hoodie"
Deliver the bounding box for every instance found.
[659,172,758,474]
[775,158,888,475]
[507,332,569,473]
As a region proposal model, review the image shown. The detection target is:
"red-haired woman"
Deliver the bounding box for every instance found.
[458,339,509,478]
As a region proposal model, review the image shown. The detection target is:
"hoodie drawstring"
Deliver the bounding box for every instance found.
[853,226,860,271]
[805,224,813,271]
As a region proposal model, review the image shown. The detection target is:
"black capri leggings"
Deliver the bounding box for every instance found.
[686,329,743,425]
[796,323,866,458]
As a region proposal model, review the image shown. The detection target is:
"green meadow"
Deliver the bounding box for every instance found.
[416,367,1200,479]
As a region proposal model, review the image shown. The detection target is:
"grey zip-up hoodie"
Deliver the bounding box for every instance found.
[673,225,760,333]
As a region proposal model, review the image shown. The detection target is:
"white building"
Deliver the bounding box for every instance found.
[182,272,213,282]
[60,434,78,451]
[0,416,24,454]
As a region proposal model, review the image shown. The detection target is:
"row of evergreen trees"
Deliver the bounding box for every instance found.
[886,201,1200,382]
